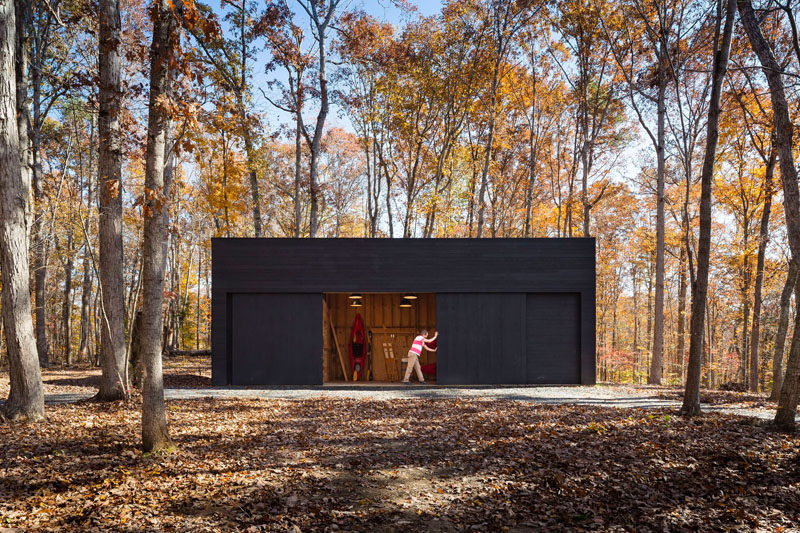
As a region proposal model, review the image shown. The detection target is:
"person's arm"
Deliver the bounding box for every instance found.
[423,331,438,351]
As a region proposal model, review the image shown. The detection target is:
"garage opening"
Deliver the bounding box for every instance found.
[322,293,436,383]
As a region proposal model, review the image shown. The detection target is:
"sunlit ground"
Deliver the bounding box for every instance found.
[0,362,798,531]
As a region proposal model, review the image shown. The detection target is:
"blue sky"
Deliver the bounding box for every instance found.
[213,0,444,136]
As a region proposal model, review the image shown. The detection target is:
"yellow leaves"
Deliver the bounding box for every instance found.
[586,421,608,434]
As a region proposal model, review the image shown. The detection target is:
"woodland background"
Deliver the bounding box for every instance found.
[2,0,800,397]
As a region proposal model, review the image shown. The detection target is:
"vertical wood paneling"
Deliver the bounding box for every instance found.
[231,293,321,385]
[526,293,581,384]
[437,293,526,384]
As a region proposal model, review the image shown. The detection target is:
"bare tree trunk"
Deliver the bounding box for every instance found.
[14,0,31,229]
[739,0,800,429]
[650,77,667,385]
[677,244,687,377]
[382,162,394,238]
[749,151,775,392]
[237,98,262,238]
[129,309,143,388]
[741,246,750,386]
[300,0,340,238]
[96,0,128,400]
[647,251,653,355]
[79,117,95,361]
[140,0,175,451]
[294,110,302,237]
[30,27,48,368]
[681,0,736,416]
[770,260,798,401]
[61,240,73,364]
[196,246,201,350]
[1,0,44,420]
[477,79,498,239]
[632,266,639,358]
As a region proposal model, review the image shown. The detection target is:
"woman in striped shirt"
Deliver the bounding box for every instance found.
[402,329,438,384]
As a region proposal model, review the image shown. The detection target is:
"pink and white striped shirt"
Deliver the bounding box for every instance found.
[409,335,425,356]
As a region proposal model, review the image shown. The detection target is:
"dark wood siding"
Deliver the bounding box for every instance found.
[213,238,595,293]
[211,238,595,385]
[230,293,321,385]
[526,293,581,384]
[437,294,526,384]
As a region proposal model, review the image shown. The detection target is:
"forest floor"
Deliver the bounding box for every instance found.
[1,358,799,531]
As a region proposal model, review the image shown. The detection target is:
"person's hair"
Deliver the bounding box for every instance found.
[421,329,428,336]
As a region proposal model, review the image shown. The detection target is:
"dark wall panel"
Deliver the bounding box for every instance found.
[213,238,595,294]
[526,293,580,384]
[437,293,526,384]
[230,293,322,385]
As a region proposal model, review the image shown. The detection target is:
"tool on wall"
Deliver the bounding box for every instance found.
[366,330,373,381]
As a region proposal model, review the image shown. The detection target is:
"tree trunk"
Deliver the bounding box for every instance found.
[96,0,128,400]
[1,0,44,420]
[304,1,338,238]
[649,76,667,385]
[770,260,797,401]
[741,245,750,386]
[739,0,800,429]
[294,109,302,237]
[632,266,639,358]
[749,150,775,392]
[677,244,687,377]
[196,247,201,350]
[681,0,736,416]
[30,30,48,368]
[14,0,31,230]
[237,96,262,237]
[79,117,95,361]
[140,0,175,452]
[129,309,143,388]
[62,245,73,364]
[476,75,498,239]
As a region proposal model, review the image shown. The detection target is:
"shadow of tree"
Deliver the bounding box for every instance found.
[1,397,798,530]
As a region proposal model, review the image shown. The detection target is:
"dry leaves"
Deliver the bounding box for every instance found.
[1,393,799,531]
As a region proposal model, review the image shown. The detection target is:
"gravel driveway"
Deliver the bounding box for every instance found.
[40,384,794,422]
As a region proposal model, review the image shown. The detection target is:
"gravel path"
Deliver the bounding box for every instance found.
[39,384,794,422]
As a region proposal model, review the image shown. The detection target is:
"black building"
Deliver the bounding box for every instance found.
[211,238,596,386]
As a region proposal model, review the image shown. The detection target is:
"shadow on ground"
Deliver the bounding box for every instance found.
[1,397,799,530]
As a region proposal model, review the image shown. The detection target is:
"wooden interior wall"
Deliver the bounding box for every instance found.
[323,293,436,382]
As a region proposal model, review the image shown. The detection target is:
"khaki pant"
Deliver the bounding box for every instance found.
[402,352,424,382]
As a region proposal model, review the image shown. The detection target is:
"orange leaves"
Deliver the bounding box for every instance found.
[102,178,122,200]
[132,187,170,218]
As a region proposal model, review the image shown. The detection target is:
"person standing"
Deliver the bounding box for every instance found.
[402,330,437,384]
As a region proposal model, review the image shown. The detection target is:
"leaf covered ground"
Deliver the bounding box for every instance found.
[1,392,799,531]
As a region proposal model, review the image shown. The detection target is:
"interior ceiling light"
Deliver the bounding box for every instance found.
[403,293,418,300]
[350,298,363,307]
[349,293,362,299]
[399,298,413,308]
